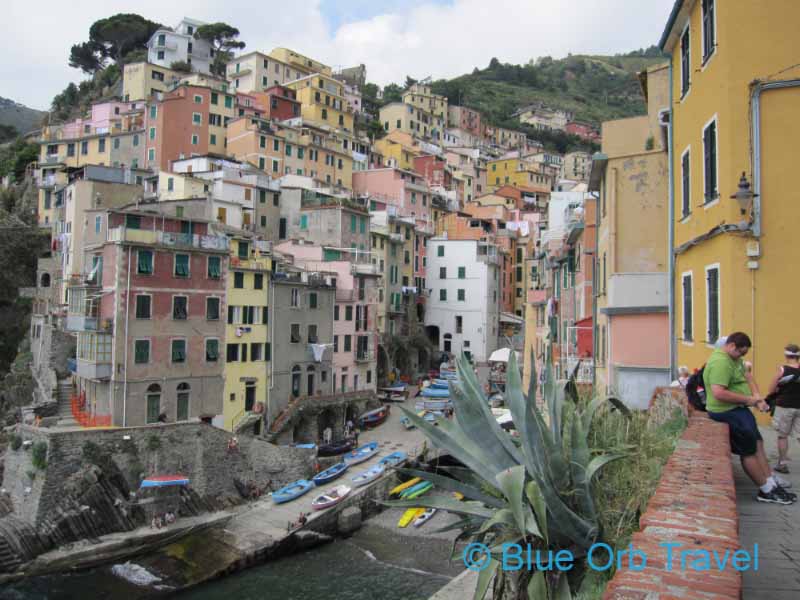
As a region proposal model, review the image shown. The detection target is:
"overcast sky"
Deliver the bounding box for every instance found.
[2,0,674,110]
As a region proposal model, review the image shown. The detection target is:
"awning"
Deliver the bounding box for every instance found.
[499,312,524,325]
[488,348,521,363]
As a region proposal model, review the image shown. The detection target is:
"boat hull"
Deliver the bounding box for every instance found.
[272,479,314,504]
[312,462,349,485]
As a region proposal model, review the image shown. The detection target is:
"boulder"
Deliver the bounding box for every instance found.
[337,506,362,535]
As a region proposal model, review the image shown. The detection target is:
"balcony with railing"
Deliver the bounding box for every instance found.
[230,255,271,271]
[351,262,379,276]
[355,349,375,363]
[527,288,548,304]
[75,332,113,380]
[108,227,230,251]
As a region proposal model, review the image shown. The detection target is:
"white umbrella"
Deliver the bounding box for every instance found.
[488,348,520,363]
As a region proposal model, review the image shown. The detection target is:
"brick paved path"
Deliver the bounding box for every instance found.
[735,425,800,599]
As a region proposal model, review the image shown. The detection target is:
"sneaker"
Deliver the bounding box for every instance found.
[775,485,797,501]
[757,488,794,504]
[773,473,793,488]
[775,462,790,474]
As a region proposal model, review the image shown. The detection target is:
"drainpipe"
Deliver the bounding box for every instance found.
[667,57,676,379]
[750,79,800,356]
[751,79,800,238]
[122,246,131,427]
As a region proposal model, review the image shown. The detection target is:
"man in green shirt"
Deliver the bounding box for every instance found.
[705,332,795,504]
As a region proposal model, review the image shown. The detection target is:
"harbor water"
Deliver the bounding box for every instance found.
[0,517,461,600]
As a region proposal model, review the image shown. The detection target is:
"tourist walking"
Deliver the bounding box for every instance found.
[704,332,796,504]
[769,343,800,474]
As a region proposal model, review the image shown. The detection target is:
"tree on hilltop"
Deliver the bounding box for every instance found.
[68,13,162,73]
[194,23,245,77]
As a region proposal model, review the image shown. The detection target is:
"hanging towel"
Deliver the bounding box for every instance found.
[310,344,327,362]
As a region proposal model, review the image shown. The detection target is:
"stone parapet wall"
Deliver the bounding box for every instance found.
[604,413,741,599]
[2,422,315,527]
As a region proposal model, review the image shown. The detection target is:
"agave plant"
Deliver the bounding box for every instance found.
[389,352,624,600]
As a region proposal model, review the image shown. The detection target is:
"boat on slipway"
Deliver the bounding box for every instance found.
[272,479,315,504]
[311,485,352,510]
[312,462,349,485]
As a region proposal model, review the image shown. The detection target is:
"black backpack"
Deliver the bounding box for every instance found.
[685,365,707,412]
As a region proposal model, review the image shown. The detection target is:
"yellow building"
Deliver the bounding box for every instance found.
[379,103,445,143]
[122,62,181,102]
[402,83,448,121]
[374,131,419,171]
[661,1,800,406]
[158,170,209,200]
[589,63,670,398]
[226,49,321,94]
[486,158,550,191]
[286,74,354,132]
[269,48,331,77]
[223,238,272,432]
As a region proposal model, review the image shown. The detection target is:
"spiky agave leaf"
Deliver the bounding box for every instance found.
[474,559,499,600]
[398,407,503,485]
[525,481,548,546]
[454,353,525,465]
[496,465,541,539]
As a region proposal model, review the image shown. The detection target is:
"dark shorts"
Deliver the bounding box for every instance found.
[708,406,762,456]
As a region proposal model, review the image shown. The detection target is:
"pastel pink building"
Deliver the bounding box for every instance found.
[352,168,432,230]
[60,100,146,139]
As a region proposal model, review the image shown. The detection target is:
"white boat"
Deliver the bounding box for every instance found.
[311,485,352,510]
[351,464,385,487]
[413,508,437,527]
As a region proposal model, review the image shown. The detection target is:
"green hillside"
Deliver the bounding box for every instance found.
[419,47,666,152]
[0,97,46,137]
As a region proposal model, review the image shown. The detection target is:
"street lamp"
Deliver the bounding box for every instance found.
[730,172,758,216]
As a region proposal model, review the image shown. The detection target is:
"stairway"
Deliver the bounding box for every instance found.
[56,381,77,426]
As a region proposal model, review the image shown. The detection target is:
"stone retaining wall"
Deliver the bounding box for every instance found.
[2,422,315,526]
[604,412,742,600]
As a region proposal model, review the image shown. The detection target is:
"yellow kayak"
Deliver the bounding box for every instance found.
[390,477,421,497]
[452,492,464,500]
[398,507,425,528]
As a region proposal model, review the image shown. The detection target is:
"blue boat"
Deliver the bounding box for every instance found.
[423,412,437,423]
[351,464,385,487]
[292,443,317,449]
[378,451,407,468]
[313,462,349,485]
[140,475,189,489]
[344,441,379,465]
[421,386,450,398]
[431,379,450,389]
[439,368,458,380]
[272,479,314,504]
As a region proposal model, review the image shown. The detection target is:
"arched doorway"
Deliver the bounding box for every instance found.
[377,344,389,384]
[146,384,161,424]
[425,325,440,347]
[443,333,452,354]
[318,407,337,442]
[306,365,315,396]
[176,382,190,421]
[40,273,50,288]
[291,365,301,398]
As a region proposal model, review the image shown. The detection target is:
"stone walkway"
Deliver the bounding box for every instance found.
[735,425,800,599]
